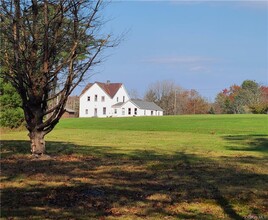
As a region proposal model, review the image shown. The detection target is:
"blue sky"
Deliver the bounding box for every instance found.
[75,1,268,101]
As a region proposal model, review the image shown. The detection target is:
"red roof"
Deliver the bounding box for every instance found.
[80,83,93,97]
[80,82,122,98]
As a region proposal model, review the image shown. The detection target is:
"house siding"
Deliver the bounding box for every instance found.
[79,83,130,118]
[79,82,163,118]
[112,100,163,117]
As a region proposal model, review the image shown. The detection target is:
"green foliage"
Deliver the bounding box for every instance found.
[0,79,24,128]
[215,85,244,114]
[241,80,261,107]
[215,80,267,114]
[249,103,268,114]
[0,108,24,128]
[208,107,215,114]
[241,80,259,92]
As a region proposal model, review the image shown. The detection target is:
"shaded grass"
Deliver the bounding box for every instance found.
[1,115,268,219]
[223,134,268,153]
[1,141,267,219]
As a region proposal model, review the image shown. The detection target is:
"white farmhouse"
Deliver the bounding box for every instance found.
[79,81,163,117]
[112,99,163,117]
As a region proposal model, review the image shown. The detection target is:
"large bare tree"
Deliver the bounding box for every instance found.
[0,0,115,156]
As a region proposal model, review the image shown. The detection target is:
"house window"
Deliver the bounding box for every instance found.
[85,109,88,114]
[151,111,153,116]
[103,107,106,115]
[117,97,119,102]
[101,96,105,102]
[128,108,131,115]
[122,108,125,115]
[144,110,146,115]
[114,109,117,114]
[94,95,98,101]
[134,108,137,115]
[94,108,97,117]
[123,96,125,102]
[87,96,90,101]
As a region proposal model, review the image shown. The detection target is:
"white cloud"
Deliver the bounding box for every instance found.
[190,65,208,72]
[142,55,217,73]
[142,56,215,64]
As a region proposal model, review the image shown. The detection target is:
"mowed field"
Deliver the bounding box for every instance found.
[1,115,268,220]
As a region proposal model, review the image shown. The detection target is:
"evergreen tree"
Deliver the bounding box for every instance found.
[0,79,24,128]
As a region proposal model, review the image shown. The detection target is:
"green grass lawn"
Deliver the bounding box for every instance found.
[1,114,268,219]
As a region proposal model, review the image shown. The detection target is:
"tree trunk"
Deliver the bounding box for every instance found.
[29,131,46,155]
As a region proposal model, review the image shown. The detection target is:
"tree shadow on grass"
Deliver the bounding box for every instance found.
[1,140,267,219]
[223,134,268,153]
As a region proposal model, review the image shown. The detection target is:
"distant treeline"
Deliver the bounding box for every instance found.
[144,80,268,115]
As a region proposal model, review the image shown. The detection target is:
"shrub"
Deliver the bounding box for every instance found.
[0,108,24,128]
[0,79,24,128]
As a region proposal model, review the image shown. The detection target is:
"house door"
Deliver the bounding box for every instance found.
[94,108,98,117]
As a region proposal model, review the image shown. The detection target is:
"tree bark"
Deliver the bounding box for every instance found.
[1,0,113,155]
[29,131,46,155]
